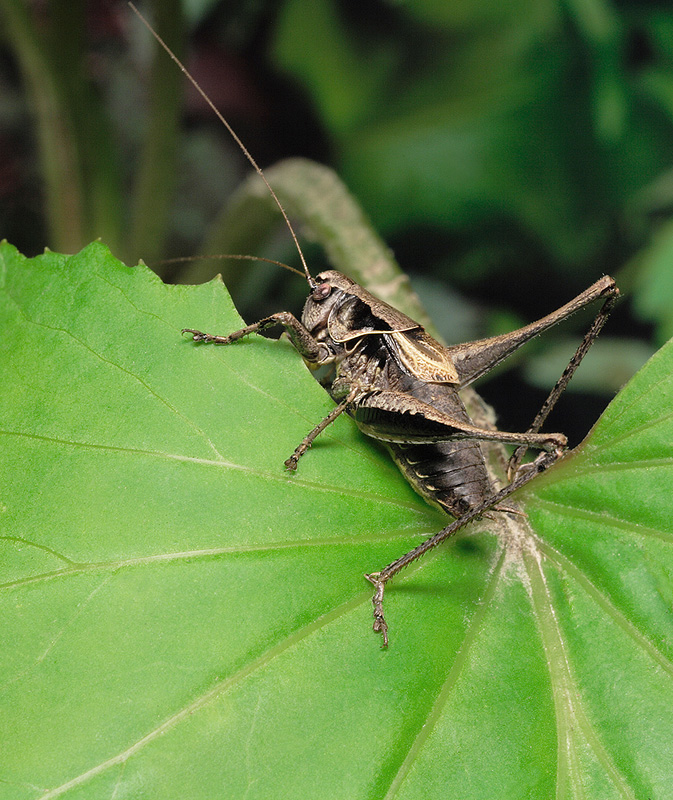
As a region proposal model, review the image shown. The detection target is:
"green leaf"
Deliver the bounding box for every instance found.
[1,242,672,798]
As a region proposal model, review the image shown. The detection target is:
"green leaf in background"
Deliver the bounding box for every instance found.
[1,242,672,798]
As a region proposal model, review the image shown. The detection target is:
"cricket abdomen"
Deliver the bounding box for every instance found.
[335,337,494,518]
[387,439,490,517]
[378,374,492,518]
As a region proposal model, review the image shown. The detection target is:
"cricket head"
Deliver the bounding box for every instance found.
[300,271,352,338]
[301,270,421,345]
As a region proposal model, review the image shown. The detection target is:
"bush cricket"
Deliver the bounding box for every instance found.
[131,4,620,647]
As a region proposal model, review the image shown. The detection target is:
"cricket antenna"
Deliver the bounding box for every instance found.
[128,2,316,289]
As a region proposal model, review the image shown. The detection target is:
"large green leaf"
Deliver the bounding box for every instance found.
[1,242,672,799]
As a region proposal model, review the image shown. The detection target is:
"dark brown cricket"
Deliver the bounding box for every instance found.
[184,269,619,645]
[130,1,620,648]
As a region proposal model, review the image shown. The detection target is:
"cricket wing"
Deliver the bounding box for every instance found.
[385,330,460,384]
[352,390,482,444]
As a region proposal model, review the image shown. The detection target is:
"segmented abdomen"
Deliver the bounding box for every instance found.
[385,376,493,518]
[387,439,491,518]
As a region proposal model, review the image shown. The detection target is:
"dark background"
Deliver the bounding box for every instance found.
[2,0,672,444]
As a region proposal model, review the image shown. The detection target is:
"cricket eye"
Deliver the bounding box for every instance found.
[312,283,332,301]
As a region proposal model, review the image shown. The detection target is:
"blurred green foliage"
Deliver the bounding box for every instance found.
[2,0,673,428]
[268,1,673,303]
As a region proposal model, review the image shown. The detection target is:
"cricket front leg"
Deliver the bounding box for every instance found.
[183,311,330,364]
[184,313,346,472]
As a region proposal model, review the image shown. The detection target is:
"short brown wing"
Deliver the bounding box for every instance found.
[386,330,460,384]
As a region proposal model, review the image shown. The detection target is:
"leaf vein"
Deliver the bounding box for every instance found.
[0,530,439,592]
[0,290,225,460]
[531,498,673,544]
[525,547,638,799]
[534,532,673,677]
[587,406,673,455]
[34,588,378,799]
[0,429,426,511]
[380,545,508,799]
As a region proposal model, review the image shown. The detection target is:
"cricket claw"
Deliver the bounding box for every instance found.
[284,455,299,471]
[546,433,568,451]
[507,434,567,481]
[182,328,207,341]
[507,456,533,483]
[365,572,389,648]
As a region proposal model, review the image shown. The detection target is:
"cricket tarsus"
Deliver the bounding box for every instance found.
[182,328,230,343]
[366,577,389,647]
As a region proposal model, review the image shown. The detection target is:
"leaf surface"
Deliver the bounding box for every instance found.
[1,243,672,799]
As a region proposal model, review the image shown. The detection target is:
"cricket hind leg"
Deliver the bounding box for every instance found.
[506,285,619,480]
[448,276,618,387]
[365,449,558,648]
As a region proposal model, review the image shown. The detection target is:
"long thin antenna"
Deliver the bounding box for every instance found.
[152,253,306,278]
[128,2,316,288]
